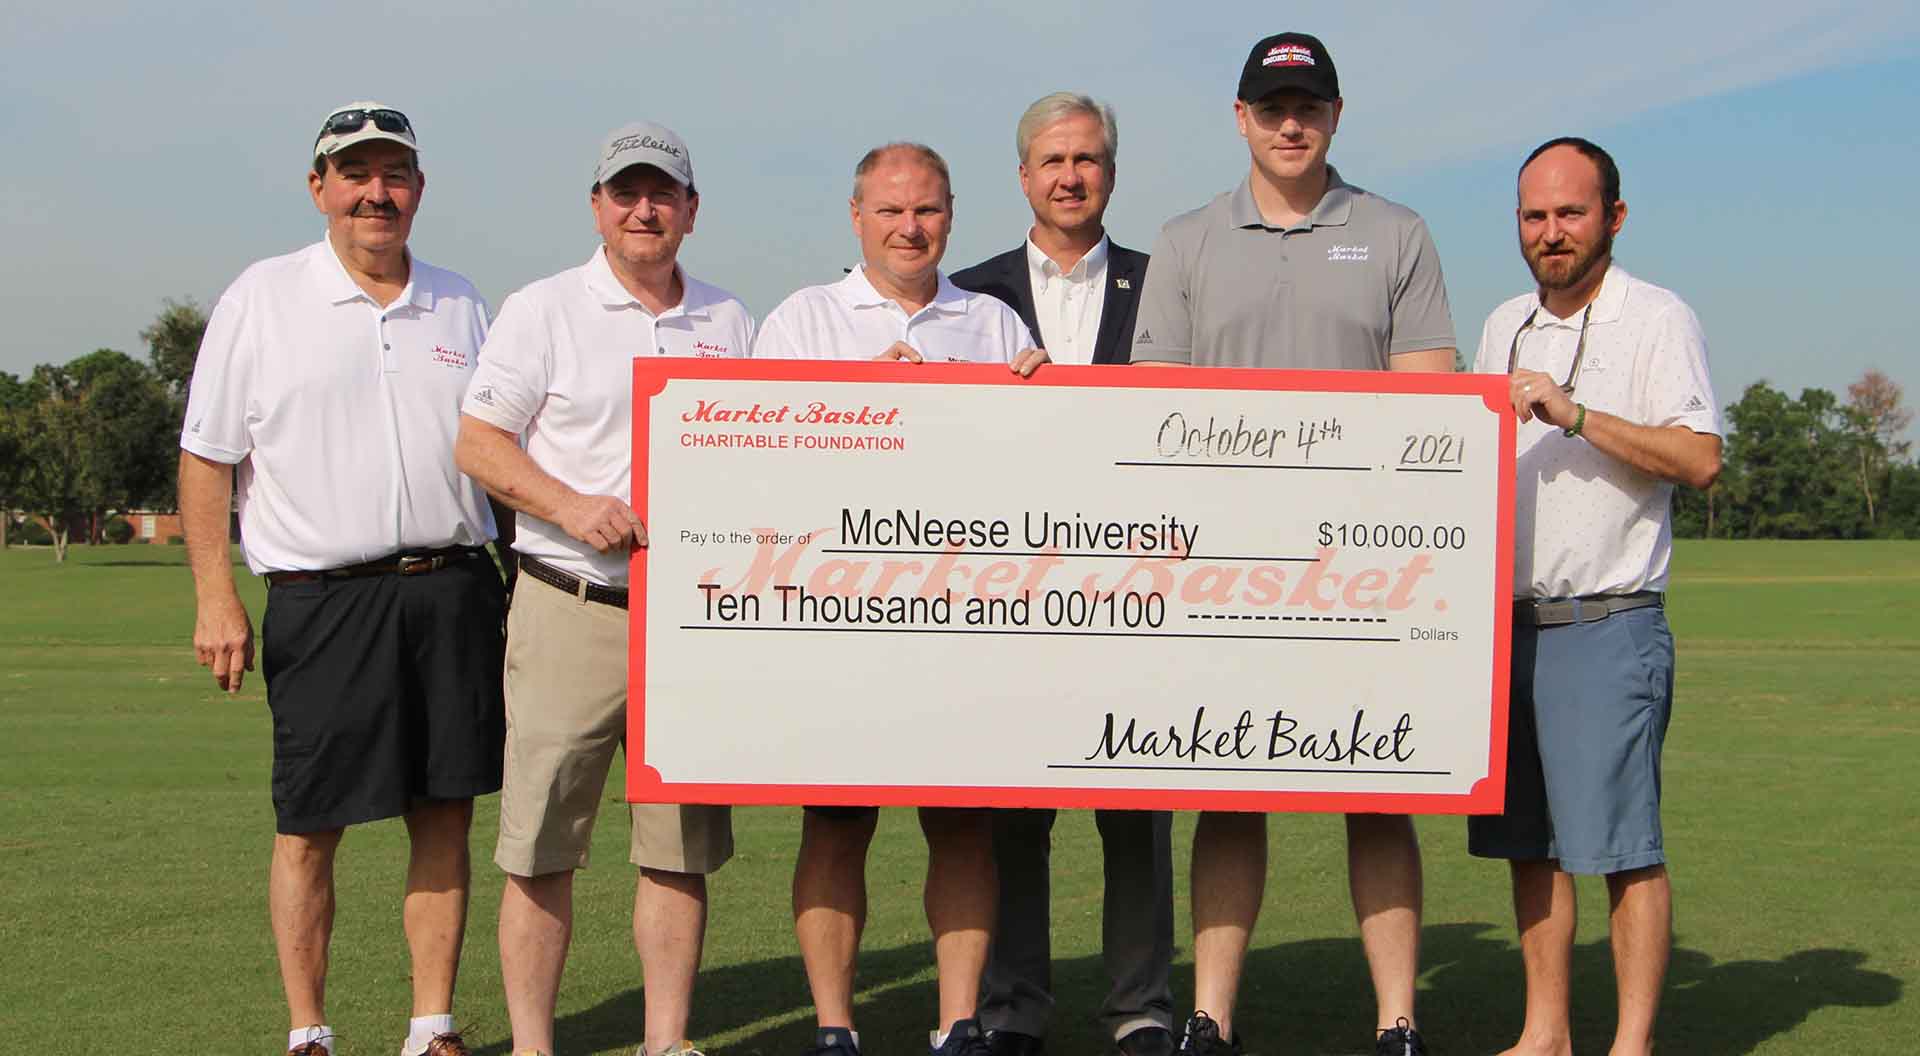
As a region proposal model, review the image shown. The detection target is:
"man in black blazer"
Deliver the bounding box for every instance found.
[949,92,1173,1056]
[951,95,1147,367]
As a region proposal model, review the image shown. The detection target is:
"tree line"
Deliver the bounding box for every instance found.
[0,301,204,559]
[2,301,1914,560]
[1673,371,1917,539]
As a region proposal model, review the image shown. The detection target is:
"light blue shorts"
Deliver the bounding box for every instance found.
[1469,605,1674,876]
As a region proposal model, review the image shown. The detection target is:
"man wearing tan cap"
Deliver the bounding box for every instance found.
[180,101,504,1056]
[457,120,754,1056]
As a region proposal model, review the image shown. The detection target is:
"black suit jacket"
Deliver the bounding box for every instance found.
[949,240,1147,365]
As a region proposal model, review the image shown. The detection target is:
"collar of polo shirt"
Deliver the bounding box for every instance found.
[1230,165,1356,233]
[581,247,715,319]
[311,236,431,311]
[1528,262,1630,328]
[837,263,971,316]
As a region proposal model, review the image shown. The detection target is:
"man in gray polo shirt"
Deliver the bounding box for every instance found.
[1131,31,1453,1056]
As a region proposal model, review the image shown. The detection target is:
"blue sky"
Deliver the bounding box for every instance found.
[4,2,1917,431]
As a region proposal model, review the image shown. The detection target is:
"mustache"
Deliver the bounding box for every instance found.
[351,202,402,219]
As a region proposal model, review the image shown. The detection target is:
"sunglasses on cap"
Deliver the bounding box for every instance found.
[315,108,414,145]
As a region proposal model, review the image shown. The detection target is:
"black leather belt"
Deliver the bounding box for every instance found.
[1515,590,1663,627]
[518,554,629,609]
[266,546,488,586]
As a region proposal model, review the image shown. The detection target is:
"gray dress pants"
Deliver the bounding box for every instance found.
[978,807,1175,1041]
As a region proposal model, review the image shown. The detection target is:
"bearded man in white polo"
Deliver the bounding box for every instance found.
[456,121,755,1056]
[180,101,505,1056]
[1471,135,1721,1056]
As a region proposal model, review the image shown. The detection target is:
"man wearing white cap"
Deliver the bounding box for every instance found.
[457,121,754,1056]
[180,101,505,1056]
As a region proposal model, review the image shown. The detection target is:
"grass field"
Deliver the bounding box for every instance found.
[1,541,1914,1055]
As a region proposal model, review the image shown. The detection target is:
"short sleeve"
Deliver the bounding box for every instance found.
[1387,218,1456,356]
[179,291,254,464]
[751,297,809,359]
[470,292,492,343]
[738,310,757,354]
[1471,310,1505,375]
[1637,302,1720,436]
[1011,315,1036,362]
[1128,224,1193,364]
[462,291,550,433]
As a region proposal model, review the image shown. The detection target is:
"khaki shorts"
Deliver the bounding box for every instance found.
[494,570,733,877]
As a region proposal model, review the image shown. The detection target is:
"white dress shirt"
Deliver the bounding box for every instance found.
[461,247,755,588]
[181,239,495,574]
[1025,233,1109,365]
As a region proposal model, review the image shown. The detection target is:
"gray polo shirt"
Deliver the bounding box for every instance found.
[1130,167,1454,369]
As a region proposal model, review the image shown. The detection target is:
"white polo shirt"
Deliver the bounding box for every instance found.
[461,247,754,588]
[753,264,1034,362]
[1026,234,1109,365]
[1474,264,1720,600]
[180,239,495,574]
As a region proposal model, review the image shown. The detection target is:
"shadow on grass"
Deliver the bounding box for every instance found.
[471,942,937,1056]
[475,922,1899,1055]
[1242,923,1902,1055]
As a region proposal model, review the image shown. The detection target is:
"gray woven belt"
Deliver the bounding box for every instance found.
[1514,590,1663,627]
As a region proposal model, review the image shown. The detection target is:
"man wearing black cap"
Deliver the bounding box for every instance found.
[1131,33,1456,1056]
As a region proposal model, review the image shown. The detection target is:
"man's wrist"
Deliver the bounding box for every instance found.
[1563,402,1588,438]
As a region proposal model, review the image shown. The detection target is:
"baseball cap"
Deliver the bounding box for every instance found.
[594,122,694,188]
[313,101,418,160]
[1237,33,1340,102]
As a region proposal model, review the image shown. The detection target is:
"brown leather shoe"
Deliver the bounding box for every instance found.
[288,1045,330,1056]
[423,1032,473,1056]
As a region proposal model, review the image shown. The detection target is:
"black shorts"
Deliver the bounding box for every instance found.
[261,557,506,834]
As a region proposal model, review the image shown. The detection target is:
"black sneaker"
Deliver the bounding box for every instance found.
[985,1030,1044,1056]
[1374,1019,1428,1056]
[1176,1013,1242,1056]
[932,1019,992,1056]
[808,1027,861,1056]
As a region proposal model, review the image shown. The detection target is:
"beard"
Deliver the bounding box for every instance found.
[1526,224,1612,291]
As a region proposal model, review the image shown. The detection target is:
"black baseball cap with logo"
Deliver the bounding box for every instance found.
[1237,32,1340,102]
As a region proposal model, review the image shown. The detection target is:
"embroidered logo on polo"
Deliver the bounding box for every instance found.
[1136,328,1153,344]
[472,386,496,406]
[1326,244,1369,262]
[1264,44,1315,67]
[1683,395,1707,412]
[430,345,469,369]
[691,340,730,357]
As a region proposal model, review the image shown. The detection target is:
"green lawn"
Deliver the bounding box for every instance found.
[0,541,1913,1054]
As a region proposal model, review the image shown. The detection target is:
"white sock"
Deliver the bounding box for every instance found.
[405,1014,456,1053]
[289,1025,335,1053]
[932,1029,949,1049]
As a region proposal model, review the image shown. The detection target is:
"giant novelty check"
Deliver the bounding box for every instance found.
[628,360,1514,814]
